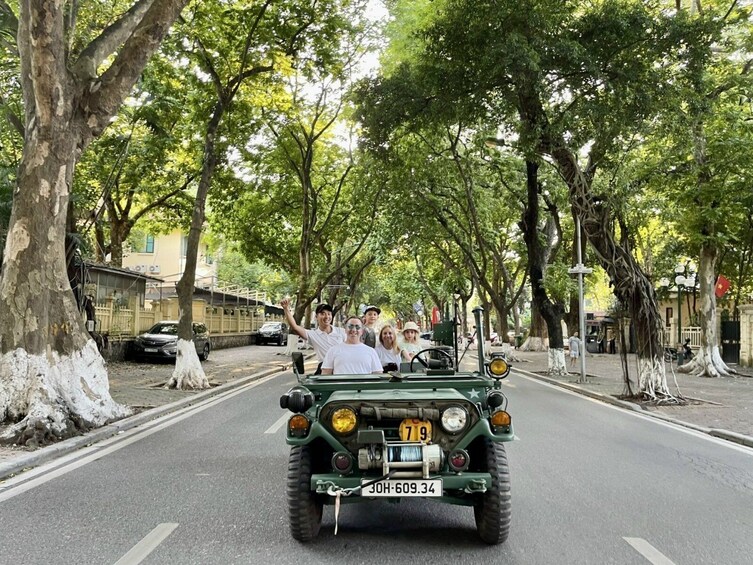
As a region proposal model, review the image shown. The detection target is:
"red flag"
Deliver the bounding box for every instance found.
[715,275,730,298]
[431,306,441,325]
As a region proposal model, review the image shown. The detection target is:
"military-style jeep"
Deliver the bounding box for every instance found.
[279,307,513,544]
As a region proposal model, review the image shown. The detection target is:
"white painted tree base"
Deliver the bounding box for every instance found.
[281,333,298,356]
[547,348,569,376]
[678,345,736,378]
[637,355,676,402]
[167,339,210,390]
[499,343,521,363]
[520,337,548,351]
[0,340,131,445]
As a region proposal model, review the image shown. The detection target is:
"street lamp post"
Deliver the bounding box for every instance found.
[568,216,592,383]
[660,262,696,364]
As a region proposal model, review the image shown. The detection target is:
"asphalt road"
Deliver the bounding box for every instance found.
[1,368,751,564]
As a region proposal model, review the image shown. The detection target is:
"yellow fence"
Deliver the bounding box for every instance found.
[93,297,282,337]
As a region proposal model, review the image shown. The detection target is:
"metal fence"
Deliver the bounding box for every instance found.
[663,326,702,348]
[93,298,282,337]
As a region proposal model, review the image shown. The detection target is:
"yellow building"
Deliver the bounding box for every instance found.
[122,230,217,285]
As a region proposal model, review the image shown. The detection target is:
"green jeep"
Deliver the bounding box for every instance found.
[279,307,513,544]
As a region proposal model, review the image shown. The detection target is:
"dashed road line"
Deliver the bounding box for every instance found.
[265,413,289,434]
[623,537,676,565]
[114,523,179,565]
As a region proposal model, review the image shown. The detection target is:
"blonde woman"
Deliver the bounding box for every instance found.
[400,321,423,361]
[375,325,402,371]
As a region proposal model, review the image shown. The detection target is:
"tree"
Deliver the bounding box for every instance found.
[657,1,753,378]
[357,0,703,400]
[0,0,188,445]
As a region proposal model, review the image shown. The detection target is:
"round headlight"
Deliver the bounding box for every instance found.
[330,407,357,435]
[486,355,510,379]
[440,406,468,433]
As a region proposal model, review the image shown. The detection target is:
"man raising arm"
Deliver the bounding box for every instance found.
[280,299,345,374]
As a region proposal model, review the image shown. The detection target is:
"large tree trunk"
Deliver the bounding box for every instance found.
[551,146,672,400]
[522,161,566,374]
[0,133,130,445]
[0,0,190,443]
[679,245,736,377]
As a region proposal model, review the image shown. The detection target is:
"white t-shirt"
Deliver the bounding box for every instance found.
[322,342,382,374]
[401,341,423,360]
[568,336,580,356]
[375,344,402,368]
[305,326,346,361]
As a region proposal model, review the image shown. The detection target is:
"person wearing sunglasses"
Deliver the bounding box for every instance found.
[321,316,383,375]
[280,298,345,374]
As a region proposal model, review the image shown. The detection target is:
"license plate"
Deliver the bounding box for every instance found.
[399,419,432,442]
[361,479,442,497]
[144,348,158,353]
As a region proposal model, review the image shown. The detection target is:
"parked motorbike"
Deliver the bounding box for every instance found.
[663,341,694,363]
[663,347,678,362]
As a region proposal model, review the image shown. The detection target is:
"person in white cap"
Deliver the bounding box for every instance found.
[400,321,423,361]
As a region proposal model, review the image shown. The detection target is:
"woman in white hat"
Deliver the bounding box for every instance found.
[400,321,422,361]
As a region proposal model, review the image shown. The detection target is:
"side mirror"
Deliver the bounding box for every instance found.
[292,351,305,377]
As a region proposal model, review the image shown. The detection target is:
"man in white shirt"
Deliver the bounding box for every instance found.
[281,299,345,373]
[321,316,383,375]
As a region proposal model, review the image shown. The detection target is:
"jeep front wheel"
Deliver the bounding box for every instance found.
[473,439,511,544]
[287,446,323,541]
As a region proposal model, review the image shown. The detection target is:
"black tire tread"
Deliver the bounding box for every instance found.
[287,446,323,542]
[474,439,511,544]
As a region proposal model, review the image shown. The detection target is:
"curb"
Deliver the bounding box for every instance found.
[511,366,753,449]
[0,358,307,481]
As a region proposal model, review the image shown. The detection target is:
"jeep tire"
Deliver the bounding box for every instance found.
[287,446,323,541]
[473,439,511,544]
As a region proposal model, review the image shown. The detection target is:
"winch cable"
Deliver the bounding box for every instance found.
[326,470,397,535]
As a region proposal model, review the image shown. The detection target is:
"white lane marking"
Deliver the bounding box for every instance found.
[623,537,676,565]
[513,372,753,457]
[0,372,283,502]
[114,523,179,565]
[501,381,516,388]
[265,413,289,434]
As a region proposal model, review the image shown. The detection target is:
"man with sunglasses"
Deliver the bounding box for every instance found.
[321,316,383,375]
[281,298,345,374]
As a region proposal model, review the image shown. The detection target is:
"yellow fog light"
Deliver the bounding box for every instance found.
[490,410,511,428]
[331,407,357,435]
[288,414,310,437]
[486,353,510,379]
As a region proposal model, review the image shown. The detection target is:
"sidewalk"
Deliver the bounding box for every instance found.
[507,348,753,447]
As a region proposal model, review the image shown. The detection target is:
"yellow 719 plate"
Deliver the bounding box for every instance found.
[399,418,432,442]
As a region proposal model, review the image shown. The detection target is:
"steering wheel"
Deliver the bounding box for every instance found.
[409,347,455,373]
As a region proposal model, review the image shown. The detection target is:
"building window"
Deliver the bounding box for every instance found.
[666,307,673,327]
[181,235,188,257]
[133,235,155,254]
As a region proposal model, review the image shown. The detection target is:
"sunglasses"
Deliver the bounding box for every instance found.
[346,324,363,330]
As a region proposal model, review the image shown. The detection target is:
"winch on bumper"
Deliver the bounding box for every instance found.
[310,428,497,498]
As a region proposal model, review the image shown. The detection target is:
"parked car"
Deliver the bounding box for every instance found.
[132,321,211,361]
[279,310,513,544]
[257,321,289,346]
